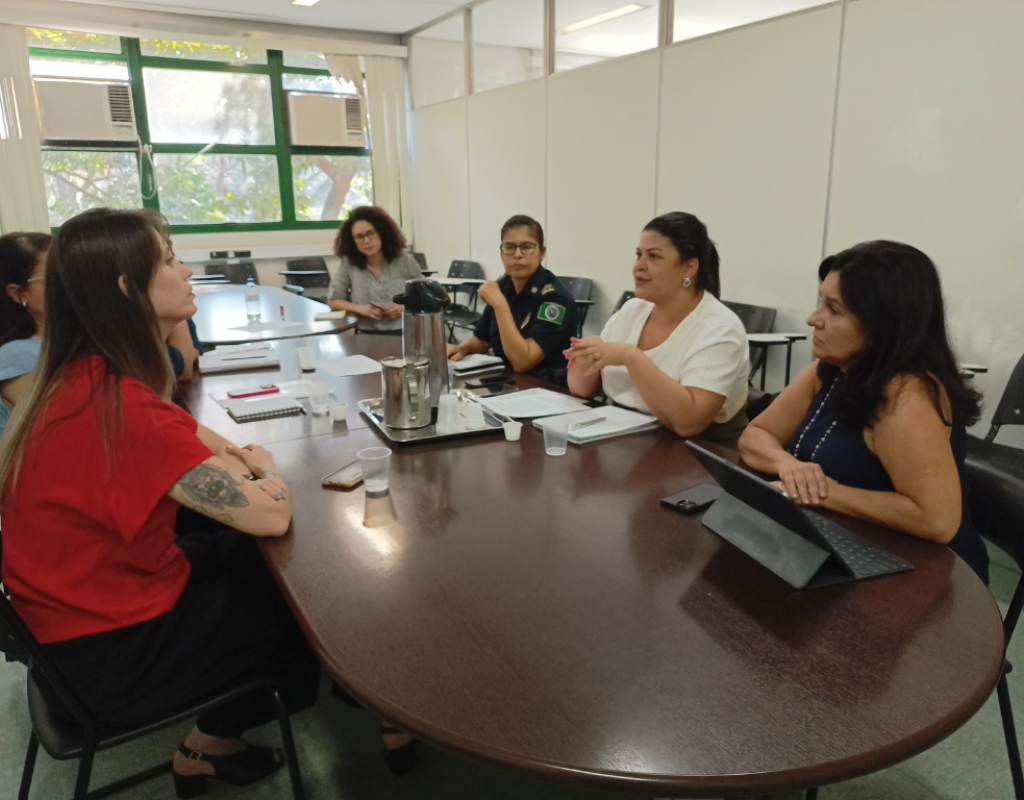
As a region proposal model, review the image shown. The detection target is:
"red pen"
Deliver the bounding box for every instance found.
[279,304,285,320]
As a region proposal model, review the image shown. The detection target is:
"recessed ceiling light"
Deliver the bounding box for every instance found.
[557,4,646,35]
[292,0,321,6]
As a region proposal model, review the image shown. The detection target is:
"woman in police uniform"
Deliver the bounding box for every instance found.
[446,215,577,383]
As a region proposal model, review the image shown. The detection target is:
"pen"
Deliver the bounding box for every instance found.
[570,416,606,430]
[222,355,268,361]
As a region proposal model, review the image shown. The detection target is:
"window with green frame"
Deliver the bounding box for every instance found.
[28,28,373,233]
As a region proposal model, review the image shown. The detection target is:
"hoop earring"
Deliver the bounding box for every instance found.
[683,277,692,288]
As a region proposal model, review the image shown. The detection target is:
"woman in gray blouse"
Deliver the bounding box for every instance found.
[327,206,421,333]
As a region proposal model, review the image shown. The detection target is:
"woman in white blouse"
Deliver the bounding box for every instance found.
[566,212,750,446]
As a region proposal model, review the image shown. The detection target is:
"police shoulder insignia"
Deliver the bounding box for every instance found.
[541,283,555,295]
[538,302,566,325]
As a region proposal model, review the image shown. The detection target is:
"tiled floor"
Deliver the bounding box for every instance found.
[2,541,1019,800]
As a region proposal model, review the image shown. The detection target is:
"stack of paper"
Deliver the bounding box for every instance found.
[199,348,279,374]
[478,388,590,419]
[314,310,349,321]
[452,354,505,375]
[533,407,660,444]
[314,355,381,377]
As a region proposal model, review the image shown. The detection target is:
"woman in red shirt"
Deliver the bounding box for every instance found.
[0,209,320,797]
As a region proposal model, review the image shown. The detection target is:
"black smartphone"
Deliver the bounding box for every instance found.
[465,377,514,389]
[661,483,723,515]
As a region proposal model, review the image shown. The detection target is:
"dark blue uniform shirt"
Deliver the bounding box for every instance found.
[472,265,578,380]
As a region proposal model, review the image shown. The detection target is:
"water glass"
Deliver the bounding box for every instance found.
[436,394,462,433]
[307,380,332,415]
[543,421,569,456]
[330,402,348,424]
[358,447,392,493]
[297,346,317,371]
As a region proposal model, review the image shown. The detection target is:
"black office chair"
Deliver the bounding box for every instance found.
[206,262,258,285]
[722,300,778,384]
[410,251,428,271]
[0,583,306,800]
[559,277,594,336]
[965,352,1024,800]
[280,257,330,304]
[443,260,485,342]
[613,291,635,313]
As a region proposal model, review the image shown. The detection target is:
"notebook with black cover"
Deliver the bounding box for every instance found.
[685,442,913,589]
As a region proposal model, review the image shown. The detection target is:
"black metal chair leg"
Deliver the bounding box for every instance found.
[73,751,94,800]
[18,732,39,800]
[273,688,306,800]
[997,670,1024,800]
[806,789,819,800]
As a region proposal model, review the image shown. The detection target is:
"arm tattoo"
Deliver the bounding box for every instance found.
[176,463,250,510]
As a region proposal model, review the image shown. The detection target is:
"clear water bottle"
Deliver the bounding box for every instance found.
[245,278,260,322]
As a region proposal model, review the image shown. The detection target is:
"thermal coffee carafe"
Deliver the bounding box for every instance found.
[392,279,451,412]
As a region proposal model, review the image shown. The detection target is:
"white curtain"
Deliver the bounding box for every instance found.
[328,53,412,239]
[0,25,50,235]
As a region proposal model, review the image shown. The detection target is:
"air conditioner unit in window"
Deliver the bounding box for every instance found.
[34,79,136,143]
[287,92,366,148]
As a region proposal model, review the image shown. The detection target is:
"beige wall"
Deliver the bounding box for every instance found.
[408,0,1024,439]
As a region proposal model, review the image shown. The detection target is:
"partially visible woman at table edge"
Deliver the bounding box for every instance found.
[0,231,51,438]
[738,240,988,583]
[326,205,421,333]
[566,212,750,447]
[0,208,321,796]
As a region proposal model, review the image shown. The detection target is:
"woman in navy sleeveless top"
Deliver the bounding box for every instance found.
[739,241,988,584]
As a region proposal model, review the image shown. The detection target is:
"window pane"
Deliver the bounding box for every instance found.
[473,0,545,93]
[30,58,130,81]
[283,51,329,70]
[42,151,141,227]
[410,15,465,107]
[554,1,659,73]
[292,155,372,222]
[143,69,274,145]
[283,74,356,94]
[673,0,834,42]
[139,40,267,64]
[27,28,121,54]
[154,154,281,224]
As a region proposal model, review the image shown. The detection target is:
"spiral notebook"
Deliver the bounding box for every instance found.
[225,396,304,423]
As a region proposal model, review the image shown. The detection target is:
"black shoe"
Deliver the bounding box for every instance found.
[173,742,284,798]
[380,725,419,777]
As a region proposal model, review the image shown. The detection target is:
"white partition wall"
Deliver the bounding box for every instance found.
[547,51,661,332]
[827,0,1024,439]
[410,98,471,277]
[658,5,842,380]
[467,79,547,277]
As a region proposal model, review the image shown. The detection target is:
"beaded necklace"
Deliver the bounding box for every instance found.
[790,376,840,463]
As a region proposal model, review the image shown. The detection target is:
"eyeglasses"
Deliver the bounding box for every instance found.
[500,243,538,255]
[353,230,379,243]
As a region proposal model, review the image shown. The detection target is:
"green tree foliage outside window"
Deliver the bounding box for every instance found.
[27,27,121,54]
[139,39,267,64]
[155,154,282,225]
[293,156,373,222]
[42,151,142,226]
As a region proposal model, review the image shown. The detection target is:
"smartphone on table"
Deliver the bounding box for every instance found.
[322,461,364,489]
[661,483,723,514]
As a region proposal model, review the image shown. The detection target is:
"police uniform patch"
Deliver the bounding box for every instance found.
[538,302,566,325]
[542,284,555,295]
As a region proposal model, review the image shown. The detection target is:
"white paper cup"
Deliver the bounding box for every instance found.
[465,403,486,429]
[357,447,392,493]
[543,421,569,456]
[307,380,332,415]
[330,402,348,423]
[297,346,317,371]
[503,420,523,442]
[436,394,462,433]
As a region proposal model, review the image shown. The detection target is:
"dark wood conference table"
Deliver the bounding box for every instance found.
[191,284,356,346]
[187,331,1005,798]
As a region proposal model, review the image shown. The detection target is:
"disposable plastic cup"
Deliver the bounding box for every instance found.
[543,422,569,456]
[503,421,523,442]
[447,360,456,386]
[330,402,348,423]
[465,403,486,429]
[307,380,332,415]
[358,447,392,493]
[297,346,317,371]
[436,394,461,433]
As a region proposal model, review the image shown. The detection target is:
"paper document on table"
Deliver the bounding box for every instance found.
[314,311,348,321]
[478,388,590,419]
[533,407,659,444]
[452,354,504,374]
[211,342,273,355]
[199,351,279,374]
[228,321,302,332]
[315,355,381,377]
[211,379,310,409]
